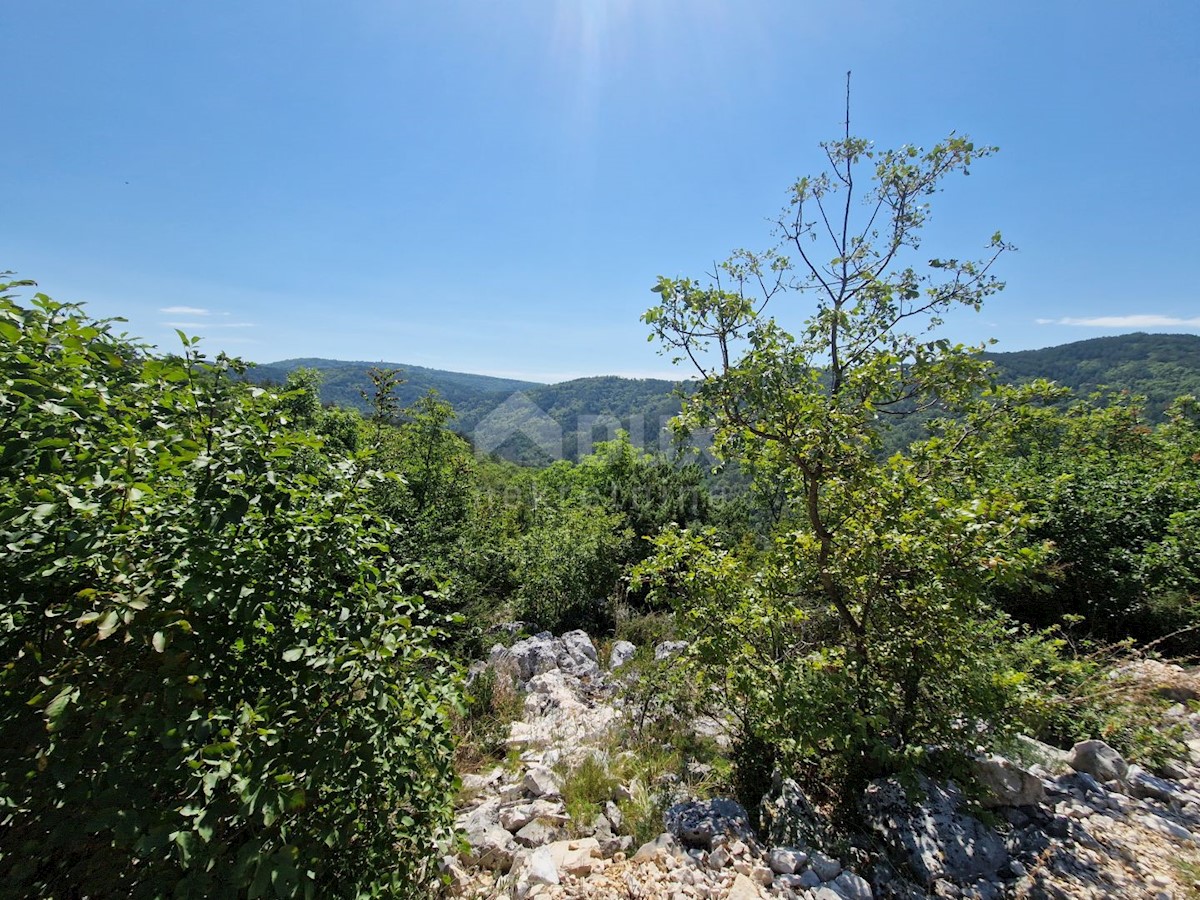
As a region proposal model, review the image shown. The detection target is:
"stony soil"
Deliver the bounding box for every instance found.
[447,635,1200,900]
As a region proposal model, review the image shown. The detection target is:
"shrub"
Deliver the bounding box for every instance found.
[978,392,1200,653]
[0,284,460,898]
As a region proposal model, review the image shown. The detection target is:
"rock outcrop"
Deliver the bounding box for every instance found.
[452,639,1200,900]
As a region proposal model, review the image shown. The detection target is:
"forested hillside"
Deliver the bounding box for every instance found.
[986,332,1200,418]
[251,359,685,463]
[453,376,686,463]
[252,333,1200,465]
[252,357,541,410]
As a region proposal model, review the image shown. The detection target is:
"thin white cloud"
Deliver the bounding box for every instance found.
[159,305,210,315]
[1039,314,1200,328]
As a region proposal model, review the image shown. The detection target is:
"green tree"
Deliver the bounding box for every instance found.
[371,389,475,576]
[638,98,1047,798]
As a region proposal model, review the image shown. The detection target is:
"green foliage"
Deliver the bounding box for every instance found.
[973,390,1200,652]
[558,755,620,834]
[250,334,1200,467]
[986,333,1200,423]
[579,432,710,558]
[250,357,541,414]
[512,499,631,634]
[444,432,717,636]
[369,390,476,581]
[1000,631,1189,767]
[604,648,735,841]
[638,116,1055,800]
[453,667,524,776]
[0,284,460,897]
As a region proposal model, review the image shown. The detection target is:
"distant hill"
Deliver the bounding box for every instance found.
[250,358,542,410]
[453,375,686,464]
[251,333,1200,464]
[249,358,685,464]
[985,332,1200,418]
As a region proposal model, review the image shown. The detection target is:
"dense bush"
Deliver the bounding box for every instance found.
[0,283,459,897]
[976,391,1200,653]
[444,433,718,636]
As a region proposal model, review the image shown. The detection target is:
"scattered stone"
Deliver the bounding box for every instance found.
[971,754,1046,808]
[1126,765,1186,804]
[515,819,561,848]
[523,766,562,798]
[461,766,505,794]
[775,872,807,891]
[522,846,560,888]
[768,846,809,875]
[749,864,773,886]
[544,838,601,876]
[1067,739,1129,783]
[609,640,637,670]
[558,630,601,679]
[1013,733,1073,776]
[808,849,842,881]
[862,777,1007,887]
[725,873,761,900]
[763,777,832,850]
[798,868,823,888]
[462,823,517,871]
[1162,758,1190,781]
[497,632,562,683]
[1142,812,1194,842]
[455,630,1200,900]
[634,832,682,862]
[604,800,622,831]
[654,640,689,662]
[501,799,568,832]
[665,797,755,850]
[833,869,873,900]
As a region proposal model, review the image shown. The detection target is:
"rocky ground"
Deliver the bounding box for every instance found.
[445,633,1200,900]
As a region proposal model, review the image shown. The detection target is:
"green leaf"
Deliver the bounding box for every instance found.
[97,610,120,640]
[45,685,75,731]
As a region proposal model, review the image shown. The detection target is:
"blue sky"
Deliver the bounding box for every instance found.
[4,1,1198,381]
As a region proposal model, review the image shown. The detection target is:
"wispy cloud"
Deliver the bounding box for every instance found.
[1037,314,1200,328]
[163,321,256,329]
[159,305,210,315]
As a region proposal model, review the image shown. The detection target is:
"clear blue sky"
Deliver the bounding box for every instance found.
[4,1,1198,381]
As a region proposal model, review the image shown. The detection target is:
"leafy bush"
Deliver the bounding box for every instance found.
[1001,631,1189,767]
[979,392,1200,652]
[513,501,631,634]
[0,284,460,898]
